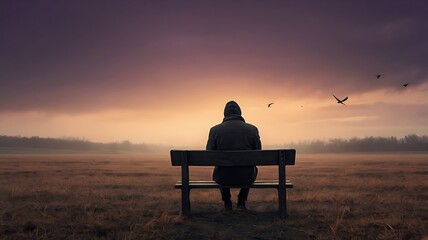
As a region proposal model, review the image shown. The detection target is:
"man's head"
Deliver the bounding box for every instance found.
[224,101,242,117]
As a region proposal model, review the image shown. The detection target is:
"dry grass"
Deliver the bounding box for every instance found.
[0,152,427,239]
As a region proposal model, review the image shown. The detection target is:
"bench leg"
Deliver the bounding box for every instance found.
[181,188,190,216]
[278,188,287,219]
[278,153,287,219]
[180,152,190,216]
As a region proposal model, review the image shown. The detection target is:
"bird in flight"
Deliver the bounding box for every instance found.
[333,95,348,105]
[376,74,382,79]
[403,83,409,87]
[268,103,274,107]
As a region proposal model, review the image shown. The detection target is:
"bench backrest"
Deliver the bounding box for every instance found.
[170,149,296,166]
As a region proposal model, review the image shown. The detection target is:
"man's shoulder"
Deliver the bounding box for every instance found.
[244,122,258,129]
[209,123,223,134]
[244,122,257,130]
[210,123,222,130]
[244,122,259,132]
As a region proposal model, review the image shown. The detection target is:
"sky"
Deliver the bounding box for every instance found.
[1,1,428,147]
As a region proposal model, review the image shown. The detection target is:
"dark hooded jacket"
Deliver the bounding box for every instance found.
[206,101,262,185]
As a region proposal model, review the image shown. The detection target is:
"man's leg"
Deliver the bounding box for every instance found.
[220,188,232,210]
[237,188,250,209]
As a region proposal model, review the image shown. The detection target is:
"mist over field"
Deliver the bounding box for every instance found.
[1,134,428,154]
[0,135,170,154]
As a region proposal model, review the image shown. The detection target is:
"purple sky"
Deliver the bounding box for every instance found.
[1,1,427,145]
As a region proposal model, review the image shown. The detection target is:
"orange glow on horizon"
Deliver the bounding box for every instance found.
[1,82,428,147]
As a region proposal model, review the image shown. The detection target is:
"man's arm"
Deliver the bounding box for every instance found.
[206,128,216,150]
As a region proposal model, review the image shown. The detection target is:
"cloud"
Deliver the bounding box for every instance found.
[0,1,427,113]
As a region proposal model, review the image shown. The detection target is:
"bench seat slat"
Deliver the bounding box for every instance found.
[171,149,296,166]
[175,180,293,189]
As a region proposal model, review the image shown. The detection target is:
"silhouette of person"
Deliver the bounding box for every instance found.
[206,101,262,210]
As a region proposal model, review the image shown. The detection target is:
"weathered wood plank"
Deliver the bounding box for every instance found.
[175,180,293,189]
[171,149,296,166]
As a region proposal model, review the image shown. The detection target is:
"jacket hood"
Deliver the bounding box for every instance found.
[224,101,242,117]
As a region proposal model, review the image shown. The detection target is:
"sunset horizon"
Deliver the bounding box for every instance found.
[1,1,427,147]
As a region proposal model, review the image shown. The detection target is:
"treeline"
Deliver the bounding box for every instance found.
[0,135,168,153]
[1,134,427,154]
[287,134,428,153]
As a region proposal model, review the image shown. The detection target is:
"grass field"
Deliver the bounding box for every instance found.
[0,152,427,239]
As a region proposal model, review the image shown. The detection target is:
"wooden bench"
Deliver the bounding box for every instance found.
[170,149,296,219]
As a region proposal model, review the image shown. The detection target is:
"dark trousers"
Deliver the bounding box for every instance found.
[220,188,250,201]
[213,166,257,202]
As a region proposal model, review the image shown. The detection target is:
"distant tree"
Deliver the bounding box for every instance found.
[285,134,428,153]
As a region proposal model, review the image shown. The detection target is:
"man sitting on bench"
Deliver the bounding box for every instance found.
[206,100,262,210]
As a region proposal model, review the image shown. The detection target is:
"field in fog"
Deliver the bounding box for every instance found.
[0,153,427,239]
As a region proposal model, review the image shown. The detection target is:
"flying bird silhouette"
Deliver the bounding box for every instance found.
[268,103,274,107]
[376,74,382,79]
[403,83,409,87]
[333,95,348,105]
